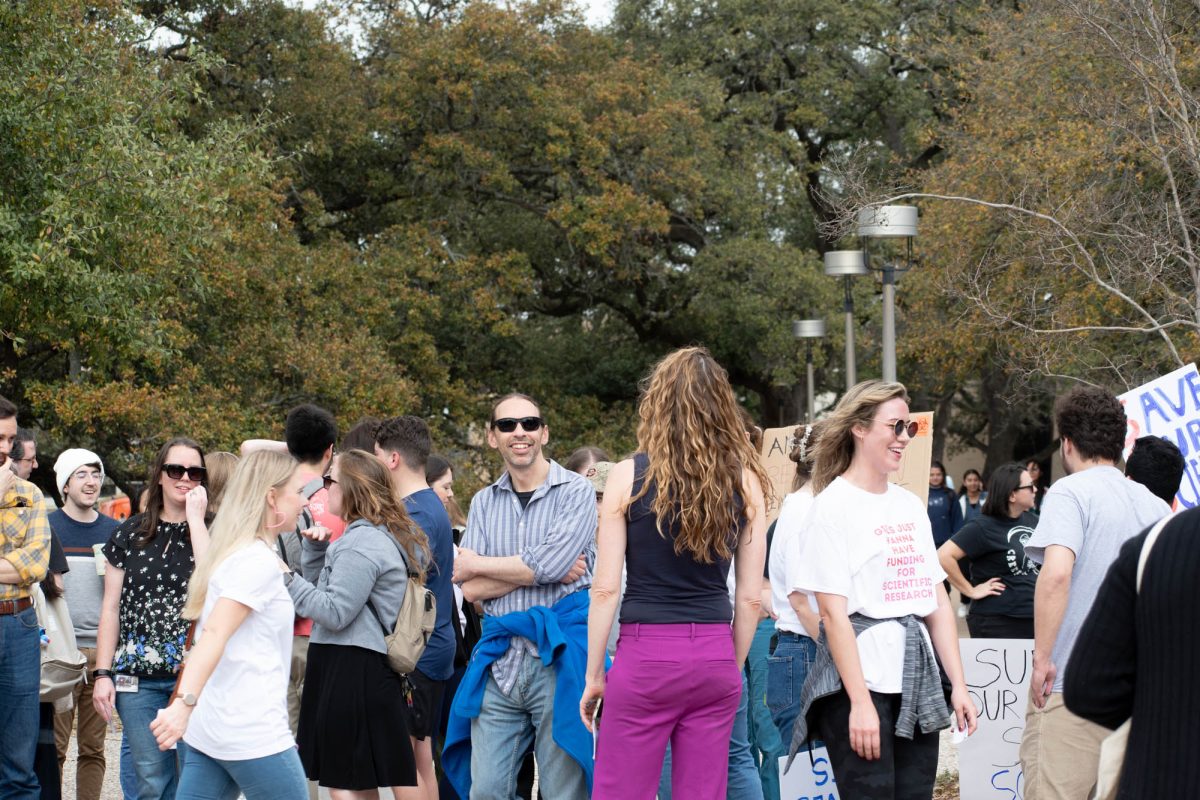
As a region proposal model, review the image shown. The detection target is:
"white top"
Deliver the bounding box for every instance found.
[793,477,946,693]
[184,540,296,760]
[770,487,819,635]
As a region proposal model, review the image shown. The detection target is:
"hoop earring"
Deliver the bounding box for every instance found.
[265,509,289,530]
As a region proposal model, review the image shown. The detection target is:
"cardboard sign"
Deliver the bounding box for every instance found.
[958,638,1035,800]
[1118,363,1200,508]
[761,425,801,522]
[759,412,933,522]
[889,411,933,507]
[778,747,839,800]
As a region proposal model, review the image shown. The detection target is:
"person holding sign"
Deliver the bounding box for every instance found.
[936,463,1039,639]
[786,380,976,798]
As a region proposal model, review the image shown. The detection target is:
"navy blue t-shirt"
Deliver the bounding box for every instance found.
[405,488,456,681]
[50,508,120,564]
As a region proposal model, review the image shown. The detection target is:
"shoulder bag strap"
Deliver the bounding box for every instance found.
[1136,515,1172,592]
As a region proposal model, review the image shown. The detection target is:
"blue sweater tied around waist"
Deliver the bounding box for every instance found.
[443,589,605,798]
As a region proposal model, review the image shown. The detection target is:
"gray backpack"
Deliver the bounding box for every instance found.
[367,535,436,676]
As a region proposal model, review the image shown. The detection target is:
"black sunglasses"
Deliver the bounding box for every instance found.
[492,416,544,433]
[163,464,207,482]
[881,419,919,438]
[323,474,337,491]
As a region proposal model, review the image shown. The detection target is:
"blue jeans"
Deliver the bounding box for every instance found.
[121,732,139,799]
[176,742,307,800]
[656,673,763,800]
[115,676,180,800]
[469,652,587,800]
[0,605,41,799]
[747,619,783,800]
[767,633,818,748]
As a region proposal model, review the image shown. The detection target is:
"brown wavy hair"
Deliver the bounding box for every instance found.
[335,449,430,580]
[788,420,825,491]
[631,347,772,564]
[810,380,909,494]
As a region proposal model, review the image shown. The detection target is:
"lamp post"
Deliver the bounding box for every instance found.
[857,206,918,383]
[793,319,826,422]
[823,250,869,391]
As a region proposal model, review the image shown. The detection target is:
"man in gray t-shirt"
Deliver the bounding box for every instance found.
[1020,387,1170,800]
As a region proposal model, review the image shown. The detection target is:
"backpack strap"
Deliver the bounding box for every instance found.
[364,527,421,634]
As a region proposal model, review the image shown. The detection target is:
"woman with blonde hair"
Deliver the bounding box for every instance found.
[581,346,768,800]
[202,452,239,515]
[786,380,976,798]
[148,450,308,799]
[286,449,430,798]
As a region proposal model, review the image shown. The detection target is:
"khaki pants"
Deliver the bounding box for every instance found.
[54,647,106,800]
[289,635,308,736]
[1019,692,1109,800]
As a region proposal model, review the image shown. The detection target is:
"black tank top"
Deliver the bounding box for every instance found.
[619,453,738,624]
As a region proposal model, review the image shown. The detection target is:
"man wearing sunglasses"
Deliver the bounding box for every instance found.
[444,393,597,800]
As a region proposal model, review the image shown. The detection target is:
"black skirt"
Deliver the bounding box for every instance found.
[297,643,417,790]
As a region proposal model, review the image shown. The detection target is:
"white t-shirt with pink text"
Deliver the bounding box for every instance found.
[794,476,946,693]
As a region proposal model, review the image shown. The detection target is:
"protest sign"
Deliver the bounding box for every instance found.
[1118,363,1200,508]
[889,411,933,507]
[778,747,839,800]
[958,638,1035,800]
[761,425,799,522]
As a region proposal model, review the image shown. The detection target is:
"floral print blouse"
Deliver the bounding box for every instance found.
[102,514,195,677]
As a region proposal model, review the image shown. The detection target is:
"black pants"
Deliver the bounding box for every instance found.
[814,689,939,800]
[966,613,1034,639]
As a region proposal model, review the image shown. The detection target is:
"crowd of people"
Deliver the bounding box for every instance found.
[0,347,1197,800]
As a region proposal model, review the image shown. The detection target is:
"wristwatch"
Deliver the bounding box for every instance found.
[180,692,198,707]
[92,668,114,682]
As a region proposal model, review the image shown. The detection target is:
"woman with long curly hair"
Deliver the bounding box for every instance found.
[285,449,431,798]
[785,380,976,798]
[581,346,768,800]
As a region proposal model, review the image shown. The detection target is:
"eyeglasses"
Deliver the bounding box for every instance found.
[492,417,544,433]
[880,419,919,438]
[1017,484,1038,492]
[322,475,338,491]
[14,457,35,464]
[163,464,207,482]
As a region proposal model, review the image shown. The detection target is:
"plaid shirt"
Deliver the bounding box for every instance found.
[462,460,596,694]
[0,478,51,601]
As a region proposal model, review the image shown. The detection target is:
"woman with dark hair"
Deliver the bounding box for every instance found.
[286,449,430,798]
[425,454,466,530]
[937,464,1040,639]
[93,437,211,800]
[786,381,975,798]
[581,346,769,800]
[1024,458,1047,513]
[927,460,962,547]
[958,469,986,523]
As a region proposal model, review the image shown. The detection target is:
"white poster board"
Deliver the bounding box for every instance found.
[778,747,839,800]
[1118,363,1200,508]
[958,638,1035,800]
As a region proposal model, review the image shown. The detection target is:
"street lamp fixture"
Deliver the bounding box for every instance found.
[823,250,869,391]
[857,206,918,383]
[793,318,826,422]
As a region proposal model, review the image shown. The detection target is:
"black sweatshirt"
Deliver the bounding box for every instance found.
[1064,507,1200,798]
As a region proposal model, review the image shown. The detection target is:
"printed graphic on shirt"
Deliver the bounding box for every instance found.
[878,521,936,604]
[1005,525,1038,576]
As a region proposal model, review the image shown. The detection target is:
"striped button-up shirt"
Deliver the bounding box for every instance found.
[463,460,596,694]
[0,479,51,602]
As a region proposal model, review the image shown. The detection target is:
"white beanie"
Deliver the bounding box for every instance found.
[54,449,105,500]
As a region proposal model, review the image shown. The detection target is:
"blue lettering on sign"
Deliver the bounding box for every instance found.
[1140,374,1200,436]
[1140,389,1172,434]
[812,756,834,787]
[990,766,1024,799]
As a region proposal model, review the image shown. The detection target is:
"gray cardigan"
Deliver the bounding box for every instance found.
[287,518,409,653]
